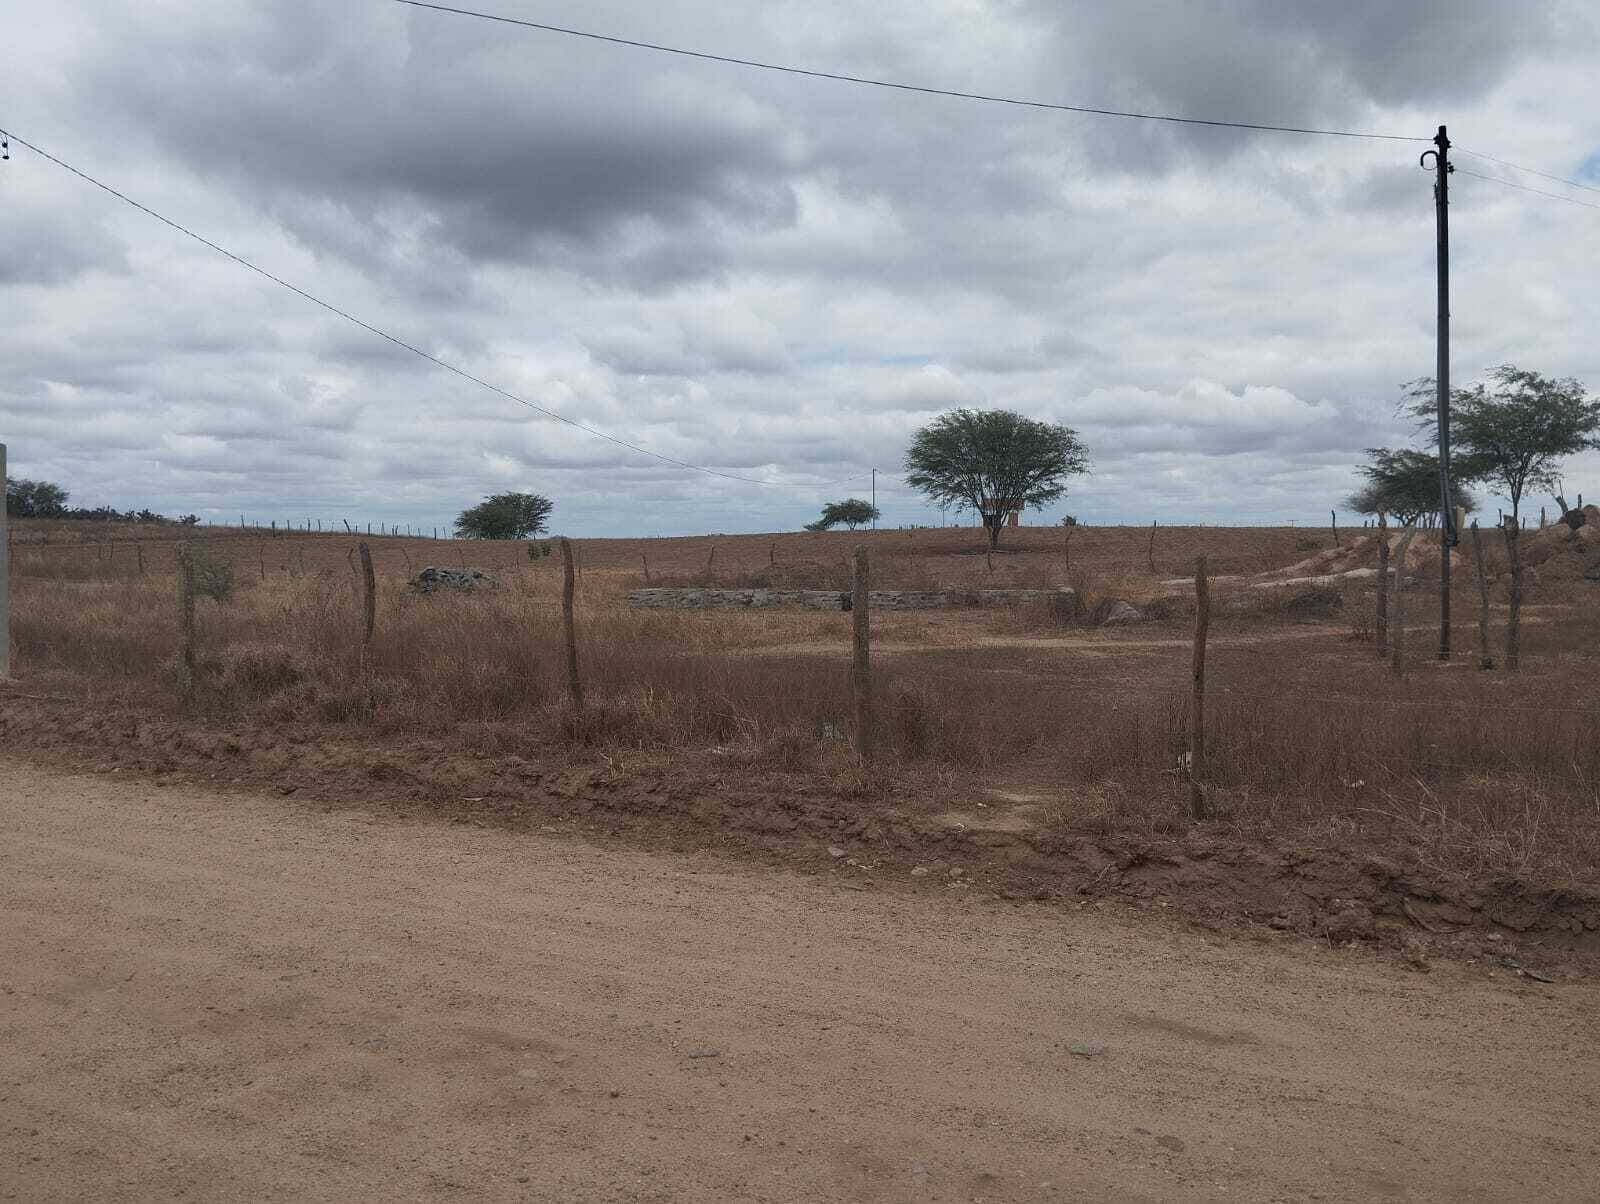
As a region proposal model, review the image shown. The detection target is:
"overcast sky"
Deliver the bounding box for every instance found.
[3,0,1598,535]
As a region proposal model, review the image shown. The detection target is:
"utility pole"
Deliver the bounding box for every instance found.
[871,468,877,531]
[1423,124,1456,661]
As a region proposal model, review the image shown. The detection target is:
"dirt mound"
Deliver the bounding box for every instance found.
[2,688,1596,972]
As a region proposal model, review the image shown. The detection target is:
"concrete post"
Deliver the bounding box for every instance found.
[0,443,9,677]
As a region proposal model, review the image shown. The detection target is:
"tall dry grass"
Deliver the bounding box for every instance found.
[8,542,1600,880]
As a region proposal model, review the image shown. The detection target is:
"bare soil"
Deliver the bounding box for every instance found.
[3,760,1598,1202]
[1,681,1597,975]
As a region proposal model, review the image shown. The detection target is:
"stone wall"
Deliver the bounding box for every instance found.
[627,587,1079,612]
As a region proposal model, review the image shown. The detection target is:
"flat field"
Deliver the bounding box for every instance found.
[4,518,1600,961]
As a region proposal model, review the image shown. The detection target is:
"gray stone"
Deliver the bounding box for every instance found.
[627,587,1079,613]
[411,566,500,594]
[1068,1041,1108,1058]
[1095,600,1145,626]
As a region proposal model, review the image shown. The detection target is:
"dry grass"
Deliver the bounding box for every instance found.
[7,518,1600,883]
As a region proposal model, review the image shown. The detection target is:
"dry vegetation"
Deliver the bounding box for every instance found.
[6,519,1600,891]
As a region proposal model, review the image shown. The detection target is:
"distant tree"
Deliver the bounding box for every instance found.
[1405,364,1599,522]
[1346,448,1479,527]
[5,478,70,518]
[455,492,553,540]
[804,498,880,532]
[903,408,1089,550]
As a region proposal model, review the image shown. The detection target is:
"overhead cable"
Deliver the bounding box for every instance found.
[0,126,870,489]
[1457,167,1600,212]
[392,0,1426,143]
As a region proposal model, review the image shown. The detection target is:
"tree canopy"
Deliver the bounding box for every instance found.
[5,478,69,518]
[1345,448,1478,526]
[804,498,880,532]
[903,408,1089,548]
[1405,364,1599,520]
[454,492,553,540]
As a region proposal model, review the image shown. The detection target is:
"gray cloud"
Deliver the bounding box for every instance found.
[2,0,1597,533]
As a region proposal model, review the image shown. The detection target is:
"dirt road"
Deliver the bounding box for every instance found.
[2,762,1596,1202]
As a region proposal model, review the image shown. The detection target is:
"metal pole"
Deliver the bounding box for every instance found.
[1425,125,1456,660]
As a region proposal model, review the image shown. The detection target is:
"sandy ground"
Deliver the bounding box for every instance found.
[2,762,1597,1203]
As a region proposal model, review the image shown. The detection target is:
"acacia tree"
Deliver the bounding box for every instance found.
[804,498,880,531]
[1346,448,1479,527]
[1406,365,1599,522]
[455,492,553,540]
[5,478,70,518]
[903,409,1089,550]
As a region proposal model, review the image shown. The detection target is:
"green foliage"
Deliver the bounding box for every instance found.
[5,478,70,518]
[1406,364,1599,519]
[526,541,553,561]
[455,492,553,540]
[1347,448,1479,526]
[904,408,1090,548]
[805,498,880,531]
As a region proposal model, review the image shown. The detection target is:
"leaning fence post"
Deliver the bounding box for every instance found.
[560,537,584,712]
[136,541,145,577]
[1375,511,1389,656]
[1469,521,1493,669]
[1190,556,1211,820]
[851,545,874,762]
[176,541,196,707]
[1504,518,1523,671]
[1331,509,1339,547]
[1389,527,1418,675]
[0,442,9,678]
[358,542,376,645]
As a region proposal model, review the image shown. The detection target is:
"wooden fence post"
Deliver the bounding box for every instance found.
[1389,527,1418,675]
[358,542,376,646]
[640,552,650,582]
[851,545,874,763]
[0,442,9,678]
[1331,509,1339,547]
[176,541,196,708]
[1504,518,1523,671]
[560,537,583,712]
[1147,520,1158,573]
[1374,511,1389,656]
[136,541,145,576]
[1190,556,1210,820]
[1469,521,1493,670]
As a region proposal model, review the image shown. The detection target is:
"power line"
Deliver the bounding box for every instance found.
[1456,147,1600,197]
[1457,167,1600,212]
[392,0,1426,143]
[0,126,870,490]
